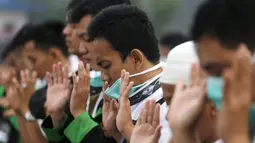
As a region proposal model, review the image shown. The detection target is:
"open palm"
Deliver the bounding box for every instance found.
[167,65,207,131]
[46,63,71,114]
[130,100,161,143]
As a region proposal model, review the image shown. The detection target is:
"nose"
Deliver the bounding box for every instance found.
[79,41,89,54]
[63,25,71,36]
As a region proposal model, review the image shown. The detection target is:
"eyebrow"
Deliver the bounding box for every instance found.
[78,32,88,38]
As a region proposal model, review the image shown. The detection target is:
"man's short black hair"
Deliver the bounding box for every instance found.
[191,0,255,52]
[32,21,69,56]
[160,33,189,50]
[1,24,34,59]
[87,5,160,63]
[67,0,131,23]
[2,21,69,59]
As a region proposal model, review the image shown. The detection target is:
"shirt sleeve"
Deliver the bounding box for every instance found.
[41,114,73,142]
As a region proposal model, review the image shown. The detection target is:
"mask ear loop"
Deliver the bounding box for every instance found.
[129,62,163,78]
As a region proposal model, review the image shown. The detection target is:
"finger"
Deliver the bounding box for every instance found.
[103,94,110,113]
[46,72,53,87]
[153,125,162,142]
[121,69,126,82]
[136,108,143,125]
[63,65,69,86]
[152,103,160,128]
[103,82,109,93]
[174,77,184,94]
[85,64,90,90]
[31,71,37,84]
[25,69,30,81]
[120,70,127,95]
[189,63,197,87]
[111,100,118,113]
[141,100,150,124]
[78,61,84,85]
[57,62,63,84]
[72,72,78,89]
[114,100,119,111]
[223,68,234,101]
[20,70,26,84]
[3,109,15,118]
[12,78,21,90]
[237,44,252,86]
[110,99,117,114]
[147,100,156,125]
[52,64,57,84]
[198,67,207,84]
[123,81,134,99]
[103,92,111,104]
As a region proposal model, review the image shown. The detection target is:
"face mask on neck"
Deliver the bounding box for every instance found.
[90,71,104,87]
[105,63,163,99]
[35,79,47,90]
[207,76,255,129]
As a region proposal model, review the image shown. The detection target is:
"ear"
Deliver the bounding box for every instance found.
[130,49,144,67]
[49,47,65,62]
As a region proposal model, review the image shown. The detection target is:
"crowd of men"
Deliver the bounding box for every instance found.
[0,0,253,143]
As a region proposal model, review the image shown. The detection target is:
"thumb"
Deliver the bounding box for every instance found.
[153,125,162,142]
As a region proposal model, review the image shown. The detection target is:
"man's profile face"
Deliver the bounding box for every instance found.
[63,15,92,65]
[21,41,55,79]
[197,36,236,77]
[87,38,136,86]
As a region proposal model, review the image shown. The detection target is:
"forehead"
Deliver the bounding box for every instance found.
[76,16,92,29]
[197,36,236,66]
[88,38,120,60]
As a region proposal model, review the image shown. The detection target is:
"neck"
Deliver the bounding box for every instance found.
[130,62,162,86]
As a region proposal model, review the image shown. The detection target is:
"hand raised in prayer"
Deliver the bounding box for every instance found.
[46,63,71,114]
[45,63,70,127]
[6,78,23,114]
[116,70,134,142]
[130,100,162,143]
[167,64,206,141]
[70,61,90,118]
[19,69,37,115]
[219,44,252,143]
[102,82,122,142]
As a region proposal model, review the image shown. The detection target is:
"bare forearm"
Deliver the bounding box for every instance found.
[121,126,133,142]
[16,115,32,143]
[25,122,48,143]
[170,130,200,143]
[224,134,250,143]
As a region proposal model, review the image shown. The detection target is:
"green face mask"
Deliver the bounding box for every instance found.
[105,63,163,99]
[90,75,104,87]
[207,76,255,129]
[90,71,104,87]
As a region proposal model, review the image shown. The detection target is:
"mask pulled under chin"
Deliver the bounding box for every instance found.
[105,62,163,99]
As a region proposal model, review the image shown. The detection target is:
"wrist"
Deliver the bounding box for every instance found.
[72,110,87,118]
[51,111,66,128]
[122,125,134,142]
[171,128,198,143]
[112,131,123,143]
